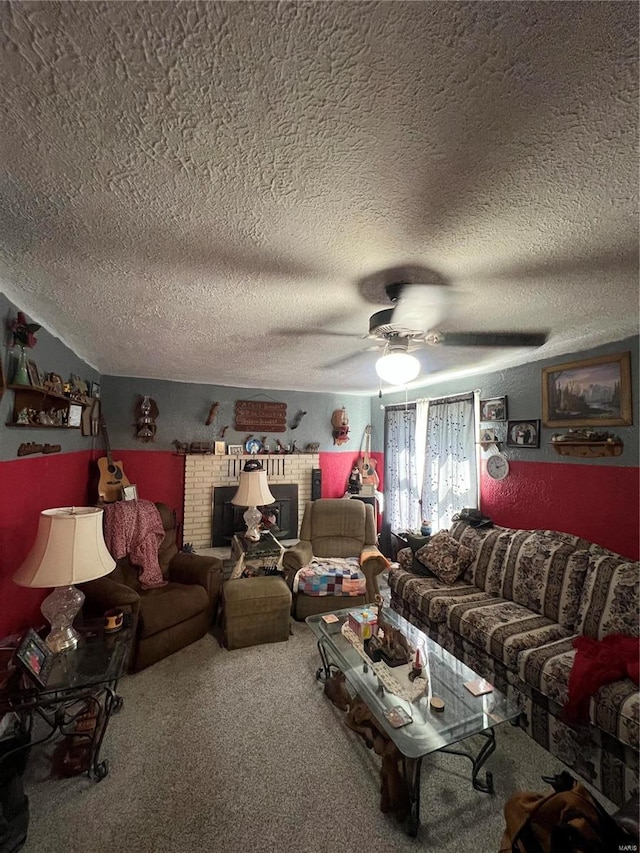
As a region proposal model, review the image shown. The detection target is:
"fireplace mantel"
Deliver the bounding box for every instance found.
[183,453,319,549]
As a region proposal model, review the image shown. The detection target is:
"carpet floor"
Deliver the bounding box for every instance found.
[21,621,614,853]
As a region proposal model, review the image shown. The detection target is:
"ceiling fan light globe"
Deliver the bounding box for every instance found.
[375,352,421,385]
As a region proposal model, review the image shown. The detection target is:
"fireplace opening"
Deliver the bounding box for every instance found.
[212,485,298,547]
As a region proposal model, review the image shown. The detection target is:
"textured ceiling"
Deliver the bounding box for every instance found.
[1,1,638,394]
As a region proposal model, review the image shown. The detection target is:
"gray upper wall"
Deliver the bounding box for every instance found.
[2,290,637,464]
[100,375,371,455]
[372,335,639,467]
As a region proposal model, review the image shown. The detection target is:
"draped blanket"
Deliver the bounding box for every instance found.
[563,634,640,725]
[295,557,366,597]
[103,500,167,589]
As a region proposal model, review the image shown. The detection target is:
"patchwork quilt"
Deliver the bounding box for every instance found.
[295,557,367,597]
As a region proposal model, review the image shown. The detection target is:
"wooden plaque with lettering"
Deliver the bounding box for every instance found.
[234,400,287,433]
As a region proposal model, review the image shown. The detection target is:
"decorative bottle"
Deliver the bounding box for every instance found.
[12,347,30,386]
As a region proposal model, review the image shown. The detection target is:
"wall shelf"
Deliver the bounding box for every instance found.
[7,384,89,429]
[550,441,623,458]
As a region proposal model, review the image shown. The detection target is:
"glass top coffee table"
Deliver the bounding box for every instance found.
[306,604,521,836]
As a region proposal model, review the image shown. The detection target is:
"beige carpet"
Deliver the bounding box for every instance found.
[21,621,614,852]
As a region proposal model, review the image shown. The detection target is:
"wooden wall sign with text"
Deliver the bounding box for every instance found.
[234,400,287,433]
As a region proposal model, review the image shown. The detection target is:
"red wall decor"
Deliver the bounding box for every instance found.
[0,451,95,637]
[481,460,639,560]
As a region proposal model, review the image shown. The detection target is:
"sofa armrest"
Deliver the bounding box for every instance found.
[80,576,141,616]
[359,545,391,603]
[169,553,224,609]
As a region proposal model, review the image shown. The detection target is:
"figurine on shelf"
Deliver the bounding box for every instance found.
[347,466,362,495]
[17,408,30,425]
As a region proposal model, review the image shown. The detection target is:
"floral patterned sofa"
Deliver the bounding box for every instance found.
[389,520,639,806]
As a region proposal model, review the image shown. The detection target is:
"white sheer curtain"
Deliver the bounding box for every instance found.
[384,406,420,532]
[420,395,477,533]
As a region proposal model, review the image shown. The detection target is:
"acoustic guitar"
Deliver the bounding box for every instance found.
[357,425,379,488]
[97,416,130,502]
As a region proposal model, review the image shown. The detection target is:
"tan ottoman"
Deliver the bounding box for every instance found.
[223,576,292,650]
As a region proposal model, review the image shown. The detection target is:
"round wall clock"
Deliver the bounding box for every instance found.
[486,453,510,481]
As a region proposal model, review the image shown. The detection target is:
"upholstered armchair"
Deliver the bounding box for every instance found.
[282,499,389,620]
[80,502,223,672]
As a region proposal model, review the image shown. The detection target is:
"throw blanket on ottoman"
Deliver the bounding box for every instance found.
[103,500,167,589]
[295,557,367,597]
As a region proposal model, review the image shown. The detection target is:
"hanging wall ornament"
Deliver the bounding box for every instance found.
[331,407,350,445]
[134,395,158,442]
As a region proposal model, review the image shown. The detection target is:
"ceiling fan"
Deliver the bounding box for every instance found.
[331,281,549,385]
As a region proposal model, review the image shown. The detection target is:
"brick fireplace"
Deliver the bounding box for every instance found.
[182,453,319,549]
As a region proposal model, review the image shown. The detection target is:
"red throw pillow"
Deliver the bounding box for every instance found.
[416,530,473,584]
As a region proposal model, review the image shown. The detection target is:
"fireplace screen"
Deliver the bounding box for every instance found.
[211,485,298,547]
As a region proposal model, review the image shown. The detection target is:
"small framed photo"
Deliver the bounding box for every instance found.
[227,445,243,456]
[479,427,497,443]
[90,381,101,399]
[68,404,83,428]
[46,372,64,395]
[15,628,54,687]
[214,441,226,455]
[480,396,507,421]
[123,484,138,501]
[27,360,40,387]
[506,420,540,448]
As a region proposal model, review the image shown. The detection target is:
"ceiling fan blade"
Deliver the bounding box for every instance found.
[438,331,548,347]
[279,328,361,339]
[391,284,449,331]
[322,348,378,369]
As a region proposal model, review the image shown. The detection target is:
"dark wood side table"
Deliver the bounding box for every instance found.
[0,617,134,782]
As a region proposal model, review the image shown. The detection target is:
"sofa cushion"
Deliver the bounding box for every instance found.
[499,531,590,630]
[388,565,494,624]
[576,549,640,640]
[415,531,473,584]
[451,522,518,592]
[137,582,209,638]
[447,597,573,670]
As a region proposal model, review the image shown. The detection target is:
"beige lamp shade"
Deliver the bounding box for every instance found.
[13,507,115,588]
[231,470,275,508]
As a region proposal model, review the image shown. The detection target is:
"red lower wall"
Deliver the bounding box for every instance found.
[319,450,384,497]
[481,460,639,560]
[0,450,95,637]
[4,449,634,638]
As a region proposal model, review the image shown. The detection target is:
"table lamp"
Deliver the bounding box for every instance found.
[13,507,116,652]
[231,461,275,542]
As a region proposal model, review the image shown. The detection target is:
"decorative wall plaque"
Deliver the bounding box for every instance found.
[234,400,287,433]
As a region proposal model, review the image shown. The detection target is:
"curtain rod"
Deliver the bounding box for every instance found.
[384,402,416,412]
[428,392,474,405]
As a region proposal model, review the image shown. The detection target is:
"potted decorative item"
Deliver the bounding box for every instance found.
[7,311,40,386]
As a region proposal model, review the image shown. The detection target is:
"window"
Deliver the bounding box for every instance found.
[384,393,478,534]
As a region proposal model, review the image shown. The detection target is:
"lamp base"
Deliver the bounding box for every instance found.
[40,585,85,652]
[243,505,262,542]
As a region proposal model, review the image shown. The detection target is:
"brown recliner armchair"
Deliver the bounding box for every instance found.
[80,503,223,672]
[282,499,389,621]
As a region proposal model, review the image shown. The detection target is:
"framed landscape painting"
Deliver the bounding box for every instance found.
[542,352,632,428]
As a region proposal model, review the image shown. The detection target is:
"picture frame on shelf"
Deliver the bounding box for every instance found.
[506,419,540,448]
[27,360,40,387]
[123,484,138,501]
[68,404,83,428]
[542,352,632,428]
[480,396,507,421]
[214,441,226,455]
[227,445,243,456]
